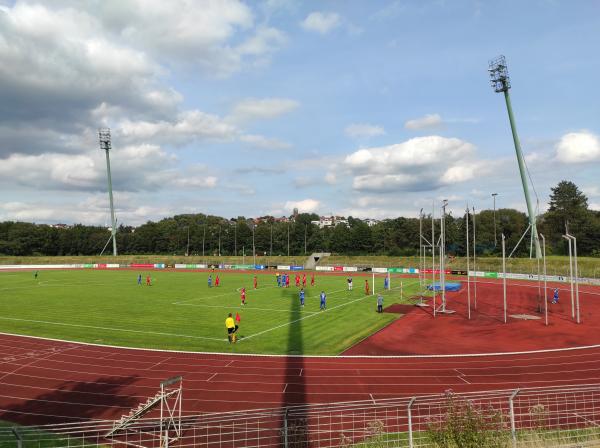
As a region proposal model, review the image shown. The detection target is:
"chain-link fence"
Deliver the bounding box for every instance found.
[2,383,600,447]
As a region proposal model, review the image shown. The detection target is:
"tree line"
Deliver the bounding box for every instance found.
[1,181,599,258]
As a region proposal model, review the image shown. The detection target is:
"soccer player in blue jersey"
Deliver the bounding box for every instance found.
[208,274,212,288]
[299,288,305,307]
[384,275,389,290]
[137,274,142,285]
[552,288,559,304]
[320,291,326,310]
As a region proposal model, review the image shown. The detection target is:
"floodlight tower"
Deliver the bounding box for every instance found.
[488,55,541,259]
[98,128,118,256]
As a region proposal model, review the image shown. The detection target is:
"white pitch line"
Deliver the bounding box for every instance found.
[239,290,378,342]
[174,303,318,314]
[206,373,218,382]
[174,285,279,305]
[0,316,225,342]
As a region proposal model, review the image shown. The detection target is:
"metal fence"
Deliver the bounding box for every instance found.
[2,383,600,447]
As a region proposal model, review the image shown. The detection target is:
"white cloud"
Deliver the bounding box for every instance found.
[0,143,220,194]
[404,113,444,131]
[301,11,341,34]
[344,135,480,192]
[229,97,299,122]
[284,199,321,213]
[555,131,600,163]
[325,172,337,185]
[240,134,291,150]
[118,110,237,146]
[344,123,386,138]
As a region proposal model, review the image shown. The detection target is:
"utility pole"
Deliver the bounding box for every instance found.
[304,224,307,254]
[489,55,540,259]
[492,193,498,247]
[202,225,206,257]
[186,226,190,256]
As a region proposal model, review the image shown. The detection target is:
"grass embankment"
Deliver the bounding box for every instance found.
[1,255,599,278]
[326,255,600,278]
[0,254,306,267]
[0,270,417,355]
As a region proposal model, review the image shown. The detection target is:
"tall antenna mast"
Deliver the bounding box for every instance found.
[98,128,118,256]
[488,55,541,259]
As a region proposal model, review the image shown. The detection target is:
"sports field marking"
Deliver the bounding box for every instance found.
[0,316,225,342]
[206,373,218,382]
[238,278,423,342]
[173,285,278,305]
[173,303,319,314]
[240,291,371,342]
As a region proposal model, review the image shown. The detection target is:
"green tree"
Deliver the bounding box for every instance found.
[542,181,590,254]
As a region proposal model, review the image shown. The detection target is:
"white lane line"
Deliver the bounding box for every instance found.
[0,317,225,342]
[458,375,470,384]
[299,368,303,377]
[146,357,170,371]
[283,383,288,393]
[225,360,234,367]
[572,412,600,427]
[206,373,217,382]
[370,393,376,404]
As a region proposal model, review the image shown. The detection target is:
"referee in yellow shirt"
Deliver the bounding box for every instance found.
[225,313,238,343]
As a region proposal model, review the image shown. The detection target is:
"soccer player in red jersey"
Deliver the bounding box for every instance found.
[310,272,315,286]
[365,279,370,296]
[215,275,220,287]
[253,275,258,289]
[285,275,290,288]
[240,287,246,305]
[295,274,300,287]
[302,273,307,287]
[146,275,151,286]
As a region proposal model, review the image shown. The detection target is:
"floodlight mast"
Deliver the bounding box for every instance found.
[489,55,541,259]
[98,128,118,256]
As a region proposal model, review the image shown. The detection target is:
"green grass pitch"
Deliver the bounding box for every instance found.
[0,270,421,355]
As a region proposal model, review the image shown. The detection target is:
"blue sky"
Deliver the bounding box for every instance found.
[0,0,599,225]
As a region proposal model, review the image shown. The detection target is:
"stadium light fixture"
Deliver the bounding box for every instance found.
[98,128,117,256]
[489,55,540,259]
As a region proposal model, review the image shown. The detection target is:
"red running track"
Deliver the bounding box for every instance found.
[1,278,600,426]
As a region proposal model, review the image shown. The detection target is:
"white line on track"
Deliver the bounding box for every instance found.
[225,360,234,367]
[370,393,376,404]
[206,373,217,382]
[283,383,288,393]
[0,317,225,342]
[4,330,600,359]
[457,376,471,384]
[146,357,170,370]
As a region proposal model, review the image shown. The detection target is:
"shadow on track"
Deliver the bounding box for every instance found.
[281,285,308,448]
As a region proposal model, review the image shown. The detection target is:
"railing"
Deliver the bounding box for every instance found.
[2,383,600,447]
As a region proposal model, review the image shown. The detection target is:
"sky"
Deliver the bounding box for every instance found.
[0,0,599,227]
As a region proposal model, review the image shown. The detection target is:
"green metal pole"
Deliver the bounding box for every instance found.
[104,147,118,256]
[503,90,541,259]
